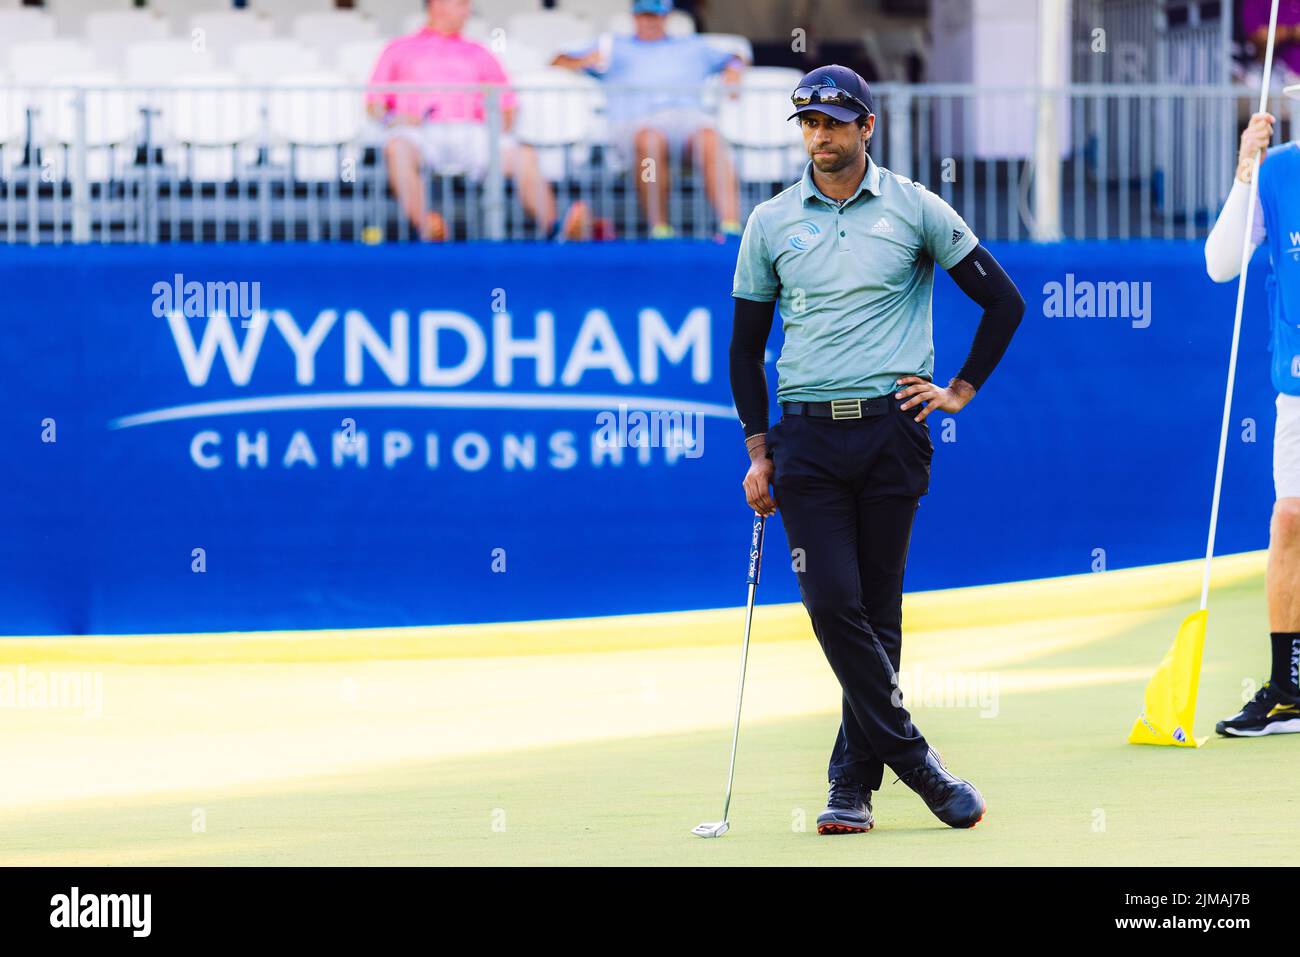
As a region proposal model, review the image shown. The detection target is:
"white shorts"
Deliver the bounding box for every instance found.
[387,123,516,180]
[1276,393,1300,500]
[611,108,717,163]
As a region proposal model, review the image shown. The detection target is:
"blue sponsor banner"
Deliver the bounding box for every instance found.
[0,241,1277,635]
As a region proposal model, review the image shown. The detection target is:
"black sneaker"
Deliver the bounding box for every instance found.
[896,748,985,829]
[1215,682,1300,737]
[816,779,874,835]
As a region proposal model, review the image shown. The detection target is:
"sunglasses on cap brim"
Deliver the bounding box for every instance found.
[790,85,871,115]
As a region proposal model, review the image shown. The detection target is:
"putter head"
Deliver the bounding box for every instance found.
[692,821,729,838]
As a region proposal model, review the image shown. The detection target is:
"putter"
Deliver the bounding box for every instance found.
[693,512,766,838]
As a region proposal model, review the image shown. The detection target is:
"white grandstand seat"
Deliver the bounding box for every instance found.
[125,39,216,84]
[43,0,135,38]
[231,40,322,84]
[605,10,694,36]
[125,40,216,153]
[150,1,229,33]
[338,39,387,84]
[400,11,426,35]
[512,68,600,181]
[8,40,97,85]
[338,40,391,150]
[464,16,494,44]
[84,10,172,73]
[504,12,593,60]
[700,33,753,64]
[0,9,57,74]
[291,11,380,63]
[268,71,364,181]
[512,68,600,146]
[717,67,805,183]
[168,73,260,146]
[495,40,548,78]
[468,0,543,29]
[356,0,414,37]
[554,0,622,20]
[167,72,260,181]
[188,10,276,67]
[0,76,18,138]
[43,73,133,147]
[0,77,26,179]
[246,0,336,35]
[268,72,363,146]
[42,72,134,180]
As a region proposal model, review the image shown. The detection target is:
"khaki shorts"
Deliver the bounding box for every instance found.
[387,123,517,179]
[1276,393,1300,500]
[610,108,718,164]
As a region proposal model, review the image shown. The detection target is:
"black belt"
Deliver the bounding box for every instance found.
[781,397,898,420]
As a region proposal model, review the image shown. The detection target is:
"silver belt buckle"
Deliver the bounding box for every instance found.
[830,398,862,420]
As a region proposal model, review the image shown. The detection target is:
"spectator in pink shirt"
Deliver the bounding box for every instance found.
[366,0,589,240]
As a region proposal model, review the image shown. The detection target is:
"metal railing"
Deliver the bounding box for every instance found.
[1,79,1296,245]
[874,83,1300,241]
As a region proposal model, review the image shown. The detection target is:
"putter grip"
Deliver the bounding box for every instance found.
[746,513,766,586]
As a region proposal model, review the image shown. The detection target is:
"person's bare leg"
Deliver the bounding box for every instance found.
[690,127,740,227]
[1217,496,1300,733]
[1267,499,1300,631]
[633,127,670,230]
[384,136,437,239]
[507,144,557,236]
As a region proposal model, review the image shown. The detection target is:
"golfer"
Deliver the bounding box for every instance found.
[729,66,1025,834]
[1204,86,1300,737]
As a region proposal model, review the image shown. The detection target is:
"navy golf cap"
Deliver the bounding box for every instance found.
[787,65,875,123]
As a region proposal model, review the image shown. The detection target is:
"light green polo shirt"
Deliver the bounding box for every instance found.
[732,156,978,402]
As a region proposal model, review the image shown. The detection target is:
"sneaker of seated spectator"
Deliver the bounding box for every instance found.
[552,0,743,238]
[366,0,589,241]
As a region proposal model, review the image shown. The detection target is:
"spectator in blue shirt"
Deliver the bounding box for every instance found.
[552,0,743,238]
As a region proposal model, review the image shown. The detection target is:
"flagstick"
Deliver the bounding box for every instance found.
[1200,0,1281,612]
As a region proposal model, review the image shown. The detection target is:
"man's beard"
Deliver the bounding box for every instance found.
[811,139,868,173]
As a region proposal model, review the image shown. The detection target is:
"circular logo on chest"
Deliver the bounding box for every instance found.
[787,221,821,251]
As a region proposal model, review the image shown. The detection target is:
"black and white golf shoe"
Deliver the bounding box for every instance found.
[1215,682,1300,737]
[816,779,874,835]
[896,748,985,829]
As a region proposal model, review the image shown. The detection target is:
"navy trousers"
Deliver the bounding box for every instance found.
[766,402,933,790]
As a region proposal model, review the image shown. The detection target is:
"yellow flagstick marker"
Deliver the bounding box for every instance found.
[1128,0,1282,748]
[1129,609,1208,746]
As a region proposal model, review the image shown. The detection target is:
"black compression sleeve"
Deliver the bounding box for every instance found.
[945,244,1026,391]
[728,296,776,438]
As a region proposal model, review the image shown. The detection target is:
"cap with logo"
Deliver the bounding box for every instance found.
[788,65,875,123]
[632,0,673,14]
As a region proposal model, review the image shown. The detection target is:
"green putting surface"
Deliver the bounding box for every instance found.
[1,566,1293,866]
